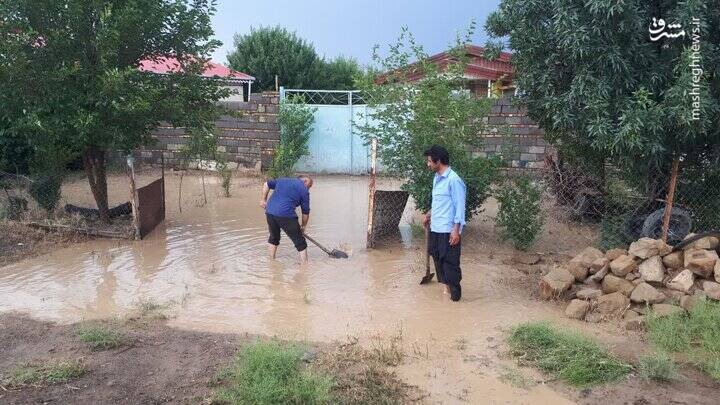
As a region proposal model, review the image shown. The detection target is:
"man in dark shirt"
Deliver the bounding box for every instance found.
[260,175,313,263]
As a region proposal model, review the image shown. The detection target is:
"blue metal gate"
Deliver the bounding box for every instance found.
[280,88,374,175]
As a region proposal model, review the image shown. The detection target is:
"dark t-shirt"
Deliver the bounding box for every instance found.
[265,178,310,218]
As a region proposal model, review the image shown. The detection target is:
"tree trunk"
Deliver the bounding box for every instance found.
[82,146,110,223]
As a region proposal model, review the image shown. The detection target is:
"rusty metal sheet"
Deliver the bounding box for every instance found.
[137,178,165,239]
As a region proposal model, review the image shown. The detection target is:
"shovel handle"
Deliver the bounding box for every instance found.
[304,233,331,255]
[424,225,430,274]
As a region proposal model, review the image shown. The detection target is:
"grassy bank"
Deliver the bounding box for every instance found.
[507,322,631,387]
[4,360,86,387]
[647,298,720,380]
[213,336,418,405]
[214,341,332,404]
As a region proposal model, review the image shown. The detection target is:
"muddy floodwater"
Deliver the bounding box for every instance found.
[1,175,605,403]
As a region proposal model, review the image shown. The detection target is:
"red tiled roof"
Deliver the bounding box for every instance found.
[378,45,514,83]
[138,56,255,81]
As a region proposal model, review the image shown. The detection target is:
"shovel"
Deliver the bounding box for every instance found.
[420,225,435,284]
[304,233,349,259]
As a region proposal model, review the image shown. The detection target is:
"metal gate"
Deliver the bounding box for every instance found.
[279,88,375,175]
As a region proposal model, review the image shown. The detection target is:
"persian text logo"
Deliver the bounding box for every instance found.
[649,18,685,41]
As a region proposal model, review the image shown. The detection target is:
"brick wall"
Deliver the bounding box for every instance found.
[129,91,280,170]
[474,95,554,169]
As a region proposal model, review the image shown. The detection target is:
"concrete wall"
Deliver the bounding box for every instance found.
[127,91,550,173]
[475,95,553,169]
[129,91,280,170]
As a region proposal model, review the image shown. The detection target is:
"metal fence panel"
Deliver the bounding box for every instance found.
[137,177,165,238]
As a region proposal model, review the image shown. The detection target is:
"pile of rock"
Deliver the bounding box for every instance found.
[541,235,720,330]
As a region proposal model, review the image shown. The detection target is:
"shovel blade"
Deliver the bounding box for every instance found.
[419,272,435,285]
[329,249,349,259]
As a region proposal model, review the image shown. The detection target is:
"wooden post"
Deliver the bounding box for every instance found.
[161,154,166,216]
[275,75,279,91]
[660,158,680,243]
[366,138,377,248]
[127,155,141,240]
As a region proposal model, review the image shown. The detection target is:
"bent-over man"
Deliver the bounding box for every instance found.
[260,175,313,264]
[422,145,466,301]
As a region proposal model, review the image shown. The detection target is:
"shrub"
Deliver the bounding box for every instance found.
[215,340,332,404]
[356,25,501,219]
[495,175,544,250]
[507,322,631,386]
[268,96,315,178]
[216,159,233,197]
[638,351,679,381]
[598,211,633,251]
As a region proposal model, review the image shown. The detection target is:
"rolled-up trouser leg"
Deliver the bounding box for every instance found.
[429,231,462,301]
[266,214,281,245]
[279,216,308,252]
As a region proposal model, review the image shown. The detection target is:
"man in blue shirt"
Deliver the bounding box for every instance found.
[260,175,313,263]
[422,145,466,301]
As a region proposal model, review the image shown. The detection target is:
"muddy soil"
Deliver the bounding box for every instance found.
[0,221,87,267]
[1,313,717,405]
[0,313,421,404]
[1,175,719,404]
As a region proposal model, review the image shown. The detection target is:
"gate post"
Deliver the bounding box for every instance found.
[366,138,377,248]
[126,155,141,240]
[348,90,354,174]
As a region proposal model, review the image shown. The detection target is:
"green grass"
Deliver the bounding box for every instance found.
[507,322,631,387]
[214,340,332,405]
[5,360,86,386]
[78,324,126,350]
[647,297,720,380]
[638,351,679,381]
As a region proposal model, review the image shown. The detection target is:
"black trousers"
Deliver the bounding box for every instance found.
[266,213,307,251]
[428,231,462,301]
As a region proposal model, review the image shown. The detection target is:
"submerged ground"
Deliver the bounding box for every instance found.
[1,173,718,404]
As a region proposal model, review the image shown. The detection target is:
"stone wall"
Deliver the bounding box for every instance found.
[129,91,280,170]
[475,95,553,169]
[127,91,552,173]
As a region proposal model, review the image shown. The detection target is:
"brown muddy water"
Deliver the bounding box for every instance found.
[0,174,611,404]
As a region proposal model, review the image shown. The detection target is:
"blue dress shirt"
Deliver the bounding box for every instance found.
[430,167,466,234]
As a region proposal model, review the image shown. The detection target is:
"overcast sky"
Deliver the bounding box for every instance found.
[210,0,502,67]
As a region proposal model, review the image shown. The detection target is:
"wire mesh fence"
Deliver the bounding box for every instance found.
[0,158,168,239]
[364,155,720,257]
[276,89,720,257]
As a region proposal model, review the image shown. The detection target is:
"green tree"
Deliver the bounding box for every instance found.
[486,0,720,202]
[228,27,362,91]
[319,56,361,90]
[228,26,323,91]
[268,96,316,178]
[356,26,501,218]
[0,0,229,222]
